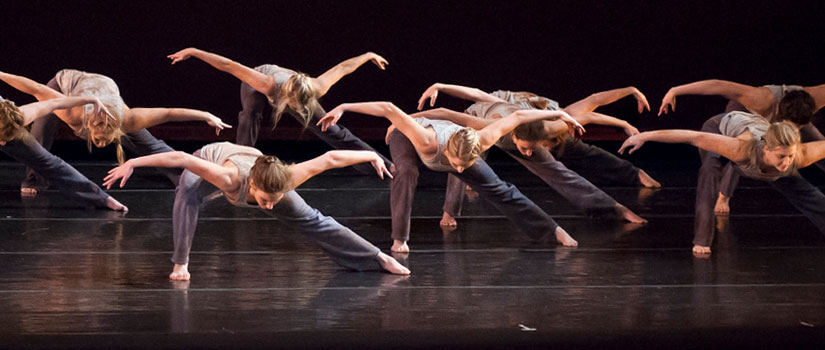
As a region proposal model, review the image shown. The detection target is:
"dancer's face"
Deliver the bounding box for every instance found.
[444,152,475,173]
[511,135,551,157]
[249,183,285,210]
[761,144,797,172]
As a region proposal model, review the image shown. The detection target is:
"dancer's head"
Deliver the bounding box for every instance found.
[776,90,816,125]
[444,128,483,173]
[756,122,801,172]
[87,104,125,163]
[511,120,567,156]
[0,99,27,145]
[248,155,292,209]
[273,72,320,130]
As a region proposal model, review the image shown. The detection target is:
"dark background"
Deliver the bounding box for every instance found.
[1,0,824,153]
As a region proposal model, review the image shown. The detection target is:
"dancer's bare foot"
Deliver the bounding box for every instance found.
[169,264,190,281]
[440,211,457,228]
[464,185,479,202]
[714,192,730,214]
[105,196,129,213]
[20,187,37,197]
[638,170,661,188]
[615,204,647,223]
[692,245,711,257]
[377,252,411,275]
[554,226,578,247]
[391,240,410,253]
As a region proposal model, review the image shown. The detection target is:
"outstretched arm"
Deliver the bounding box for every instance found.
[478,110,583,152]
[564,86,650,116]
[0,71,64,101]
[167,48,275,95]
[803,84,825,112]
[799,141,825,168]
[318,102,438,156]
[619,129,749,162]
[289,150,392,188]
[658,79,771,116]
[18,96,110,126]
[417,83,506,110]
[410,107,495,129]
[124,108,231,135]
[314,52,388,96]
[103,151,236,191]
[576,111,639,135]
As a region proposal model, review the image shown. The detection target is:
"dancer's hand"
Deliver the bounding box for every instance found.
[90,98,116,122]
[203,113,232,135]
[317,105,345,132]
[659,89,677,116]
[366,52,388,70]
[417,83,441,110]
[167,48,197,65]
[559,111,585,137]
[624,124,640,136]
[631,87,651,114]
[370,153,393,180]
[103,160,135,189]
[618,133,647,154]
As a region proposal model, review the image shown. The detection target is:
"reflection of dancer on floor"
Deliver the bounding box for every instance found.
[660,79,825,214]
[620,117,825,256]
[317,101,581,252]
[104,142,409,280]
[1,97,126,211]
[415,83,656,227]
[0,70,230,194]
[166,47,392,174]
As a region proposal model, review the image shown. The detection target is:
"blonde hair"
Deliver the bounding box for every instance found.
[446,128,483,163]
[87,103,126,164]
[249,155,293,194]
[747,122,801,165]
[273,72,320,130]
[0,99,28,142]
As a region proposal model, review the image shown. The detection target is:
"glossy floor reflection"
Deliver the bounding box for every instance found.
[1,157,824,349]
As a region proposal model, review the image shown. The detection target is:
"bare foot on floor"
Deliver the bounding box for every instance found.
[377,252,411,275]
[391,240,410,253]
[554,227,578,247]
[169,264,191,281]
[714,192,730,215]
[615,204,647,224]
[440,212,457,229]
[638,170,661,188]
[106,196,129,213]
[464,185,479,202]
[20,187,37,197]
[692,245,711,258]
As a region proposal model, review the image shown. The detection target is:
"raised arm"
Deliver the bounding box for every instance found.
[410,107,495,129]
[289,150,391,188]
[658,79,772,116]
[477,110,583,152]
[619,129,749,162]
[314,52,388,96]
[799,141,825,168]
[565,86,650,116]
[417,83,506,110]
[124,107,231,134]
[803,84,825,112]
[17,96,110,126]
[318,102,438,156]
[103,151,236,191]
[167,48,275,95]
[0,71,64,101]
[576,111,639,135]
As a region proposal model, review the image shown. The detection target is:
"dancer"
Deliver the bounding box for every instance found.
[659,79,825,213]
[166,47,392,174]
[103,143,409,280]
[1,96,126,211]
[620,113,825,255]
[317,101,581,253]
[415,83,656,227]
[0,69,231,194]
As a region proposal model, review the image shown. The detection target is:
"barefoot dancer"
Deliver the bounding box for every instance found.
[0,70,231,194]
[416,83,655,227]
[620,114,825,256]
[1,96,126,211]
[660,79,825,213]
[104,143,409,280]
[166,47,392,174]
[317,101,581,253]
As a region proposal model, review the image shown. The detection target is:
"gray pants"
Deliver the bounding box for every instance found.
[443,144,619,218]
[1,132,109,207]
[236,82,392,175]
[172,166,382,271]
[388,130,559,242]
[554,138,642,186]
[24,77,181,190]
[694,113,825,246]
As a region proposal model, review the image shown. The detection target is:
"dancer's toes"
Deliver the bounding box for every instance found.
[616,204,647,224]
[554,227,578,247]
[20,187,37,197]
[377,252,411,275]
[439,212,457,228]
[391,240,410,253]
[714,193,730,214]
[106,196,128,213]
[692,245,711,257]
[638,170,661,188]
[464,185,479,202]
[169,264,191,281]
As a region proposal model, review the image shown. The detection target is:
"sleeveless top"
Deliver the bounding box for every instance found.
[762,84,804,121]
[253,64,297,106]
[411,118,463,172]
[197,142,263,208]
[53,69,127,139]
[718,111,798,181]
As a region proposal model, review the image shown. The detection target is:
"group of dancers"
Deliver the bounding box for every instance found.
[2,48,825,281]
